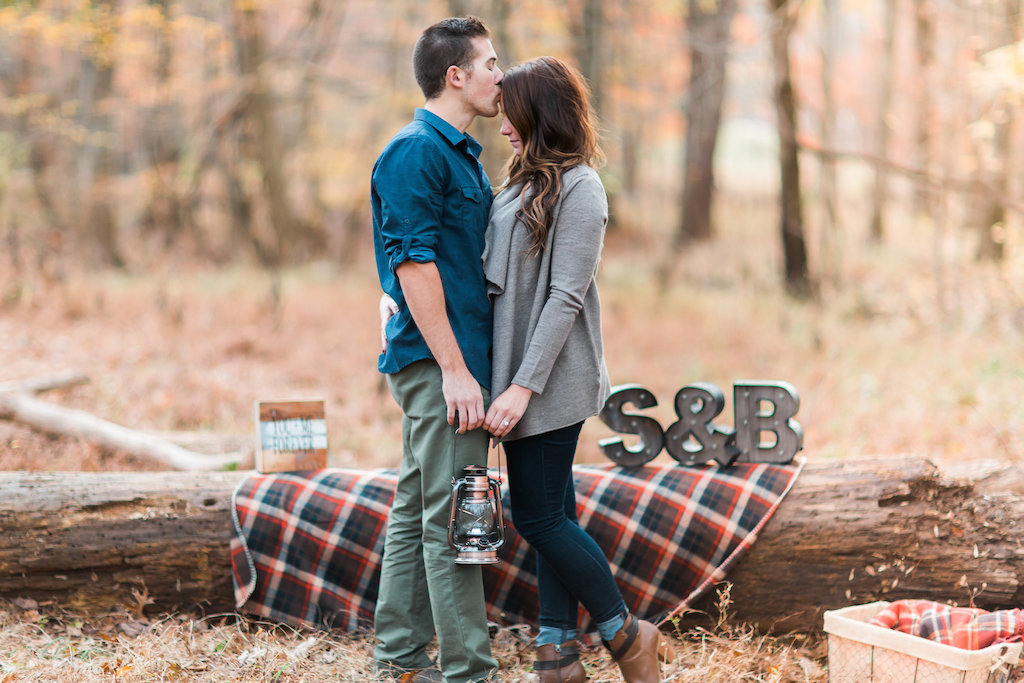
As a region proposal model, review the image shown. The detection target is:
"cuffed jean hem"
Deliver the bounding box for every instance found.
[536,626,578,647]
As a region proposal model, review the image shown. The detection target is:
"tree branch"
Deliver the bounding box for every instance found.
[0,374,246,471]
[797,138,1024,216]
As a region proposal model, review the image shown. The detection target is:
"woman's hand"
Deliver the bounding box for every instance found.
[378,294,399,352]
[484,384,533,438]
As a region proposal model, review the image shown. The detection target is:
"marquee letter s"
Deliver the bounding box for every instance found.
[598,384,665,467]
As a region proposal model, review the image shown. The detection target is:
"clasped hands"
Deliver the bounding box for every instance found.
[378,293,532,438]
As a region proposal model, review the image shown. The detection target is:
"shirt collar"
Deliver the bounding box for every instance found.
[415,108,483,159]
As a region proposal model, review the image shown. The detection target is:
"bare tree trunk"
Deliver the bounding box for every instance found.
[572,0,605,117]
[218,157,266,265]
[233,2,300,266]
[489,0,513,67]
[446,0,513,63]
[676,0,737,245]
[912,0,936,221]
[330,5,411,267]
[4,24,64,283]
[621,125,640,196]
[869,0,898,244]
[0,167,13,300]
[1,40,22,290]
[138,0,184,248]
[468,0,513,193]
[974,0,1019,262]
[293,0,342,256]
[567,0,615,228]
[77,0,125,269]
[818,0,840,286]
[770,0,813,297]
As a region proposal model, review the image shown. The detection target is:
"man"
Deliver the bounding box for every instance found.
[370,16,503,683]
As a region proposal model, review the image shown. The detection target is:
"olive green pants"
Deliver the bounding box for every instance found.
[372,360,497,683]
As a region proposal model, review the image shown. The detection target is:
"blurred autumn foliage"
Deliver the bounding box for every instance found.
[2,0,1024,470]
[0,0,1020,289]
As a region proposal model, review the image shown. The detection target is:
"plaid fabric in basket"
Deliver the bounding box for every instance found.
[869,600,1024,649]
[231,460,802,633]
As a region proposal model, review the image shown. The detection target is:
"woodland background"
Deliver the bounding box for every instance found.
[1,0,1022,472]
[0,0,1023,679]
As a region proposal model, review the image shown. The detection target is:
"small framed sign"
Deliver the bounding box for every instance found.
[254,400,328,473]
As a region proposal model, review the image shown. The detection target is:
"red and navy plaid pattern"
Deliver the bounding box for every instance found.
[869,600,1024,650]
[231,461,803,633]
[231,468,398,631]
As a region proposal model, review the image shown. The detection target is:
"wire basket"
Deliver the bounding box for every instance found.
[824,602,1022,683]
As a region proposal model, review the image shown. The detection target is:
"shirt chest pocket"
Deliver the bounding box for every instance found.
[456,184,484,227]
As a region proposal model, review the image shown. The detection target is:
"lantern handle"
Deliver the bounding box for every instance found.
[449,413,460,484]
[447,411,505,488]
[489,477,505,551]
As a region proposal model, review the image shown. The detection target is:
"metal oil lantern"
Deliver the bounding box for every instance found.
[447,464,505,565]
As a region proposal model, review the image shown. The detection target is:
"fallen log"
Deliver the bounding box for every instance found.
[0,473,243,618]
[0,470,244,615]
[1,458,1022,632]
[681,458,1024,632]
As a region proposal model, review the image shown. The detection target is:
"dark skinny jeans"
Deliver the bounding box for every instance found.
[504,421,628,635]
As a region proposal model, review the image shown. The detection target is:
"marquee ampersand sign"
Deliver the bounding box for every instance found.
[598,380,804,467]
[664,382,740,467]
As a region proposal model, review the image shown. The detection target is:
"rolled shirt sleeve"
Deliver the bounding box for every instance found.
[372,136,446,273]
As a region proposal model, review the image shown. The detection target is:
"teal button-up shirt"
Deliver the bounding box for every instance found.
[371,109,493,389]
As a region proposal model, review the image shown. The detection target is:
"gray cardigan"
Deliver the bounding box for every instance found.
[482,164,611,440]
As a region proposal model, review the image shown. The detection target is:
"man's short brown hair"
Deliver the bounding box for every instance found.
[413,16,490,100]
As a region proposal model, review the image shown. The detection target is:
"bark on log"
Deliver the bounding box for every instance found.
[682,458,1024,632]
[0,470,244,615]
[2,458,1022,633]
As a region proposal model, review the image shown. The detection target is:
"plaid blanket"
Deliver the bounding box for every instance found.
[231,460,803,633]
[869,600,1024,650]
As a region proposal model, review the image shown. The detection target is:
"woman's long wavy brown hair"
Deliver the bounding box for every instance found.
[500,56,603,255]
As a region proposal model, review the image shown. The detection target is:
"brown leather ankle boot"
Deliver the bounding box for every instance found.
[602,614,674,683]
[534,640,588,683]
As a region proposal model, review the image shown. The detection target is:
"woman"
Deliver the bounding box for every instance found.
[481,56,674,683]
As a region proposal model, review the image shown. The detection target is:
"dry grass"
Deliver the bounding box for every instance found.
[1,198,1023,680]
[0,591,829,682]
[0,598,377,682]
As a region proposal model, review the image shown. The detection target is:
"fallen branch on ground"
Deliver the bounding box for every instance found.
[0,373,247,471]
